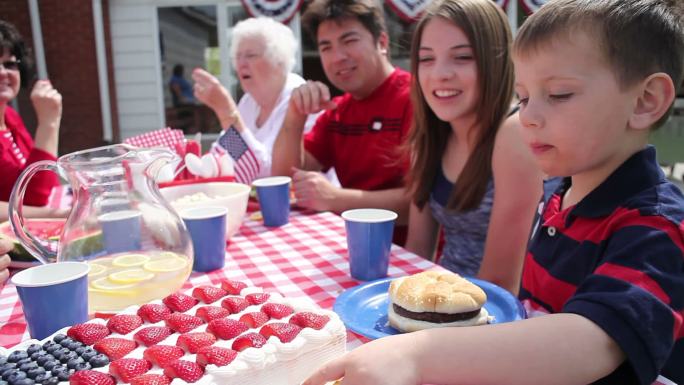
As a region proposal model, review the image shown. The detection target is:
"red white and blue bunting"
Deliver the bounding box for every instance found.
[519,0,549,14]
[385,0,509,23]
[240,0,304,23]
[385,0,432,22]
[237,0,541,26]
[492,0,510,9]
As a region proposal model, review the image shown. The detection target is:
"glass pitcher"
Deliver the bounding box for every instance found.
[9,144,194,314]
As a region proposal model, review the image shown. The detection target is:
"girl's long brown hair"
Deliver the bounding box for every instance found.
[406,0,514,211]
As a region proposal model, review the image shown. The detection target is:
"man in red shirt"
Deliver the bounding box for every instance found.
[272,0,411,238]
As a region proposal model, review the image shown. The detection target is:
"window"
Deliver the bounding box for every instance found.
[157,4,303,138]
[158,6,221,135]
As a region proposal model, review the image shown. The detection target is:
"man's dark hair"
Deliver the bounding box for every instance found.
[514,0,684,128]
[301,0,387,43]
[0,19,33,88]
[172,64,184,77]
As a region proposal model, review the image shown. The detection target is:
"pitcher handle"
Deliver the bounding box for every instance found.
[8,160,60,264]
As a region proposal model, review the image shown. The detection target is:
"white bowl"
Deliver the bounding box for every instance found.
[160,182,250,239]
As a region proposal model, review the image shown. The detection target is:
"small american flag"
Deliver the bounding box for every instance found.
[212,126,260,184]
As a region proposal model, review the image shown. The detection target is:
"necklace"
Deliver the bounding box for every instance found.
[2,130,27,165]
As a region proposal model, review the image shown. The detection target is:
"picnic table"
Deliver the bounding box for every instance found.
[0,210,435,350]
[0,205,676,385]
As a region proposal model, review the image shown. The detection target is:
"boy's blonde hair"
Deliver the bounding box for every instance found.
[514,0,684,128]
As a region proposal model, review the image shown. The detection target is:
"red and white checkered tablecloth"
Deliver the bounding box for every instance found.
[0,209,677,385]
[122,128,186,150]
[0,210,436,351]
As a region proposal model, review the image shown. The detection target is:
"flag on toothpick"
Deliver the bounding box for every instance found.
[212,127,260,184]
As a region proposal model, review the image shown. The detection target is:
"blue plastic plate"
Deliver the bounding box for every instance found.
[334,276,526,340]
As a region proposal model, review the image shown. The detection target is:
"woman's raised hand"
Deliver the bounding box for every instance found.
[192,69,234,110]
[192,68,239,129]
[31,80,62,155]
[31,80,62,135]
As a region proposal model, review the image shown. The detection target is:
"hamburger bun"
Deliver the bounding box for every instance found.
[388,271,489,332]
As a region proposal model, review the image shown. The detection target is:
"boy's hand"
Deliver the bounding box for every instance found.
[31,80,62,134]
[303,334,422,385]
[0,238,12,284]
[290,81,337,116]
[291,168,337,212]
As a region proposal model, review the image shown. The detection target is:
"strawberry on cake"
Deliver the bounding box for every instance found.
[0,280,347,385]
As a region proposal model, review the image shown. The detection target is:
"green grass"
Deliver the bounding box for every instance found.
[650,115,684,166]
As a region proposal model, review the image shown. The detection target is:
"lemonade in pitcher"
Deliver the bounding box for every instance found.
[9,144,195,314]
[86,251,192,313]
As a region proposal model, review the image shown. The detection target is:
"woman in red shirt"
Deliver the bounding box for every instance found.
[0,20,63,223]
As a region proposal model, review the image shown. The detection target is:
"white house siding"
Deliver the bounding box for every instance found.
[108,0,298,141]
[109,1,163,139]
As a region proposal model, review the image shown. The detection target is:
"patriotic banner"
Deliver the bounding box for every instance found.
[493,0,509,9]
[385,0,509,23]
[385,0,432,22]
[212,126,260,185]
[520,0,549,14]
[240,0,304,23]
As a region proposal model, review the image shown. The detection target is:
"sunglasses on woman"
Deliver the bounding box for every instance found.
[0,59,20,71]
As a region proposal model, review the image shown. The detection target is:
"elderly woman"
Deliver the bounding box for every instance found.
[193,17,317,181]
[0,20,64,223]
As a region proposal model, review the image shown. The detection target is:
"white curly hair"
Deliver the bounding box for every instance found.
[229,17,298,76]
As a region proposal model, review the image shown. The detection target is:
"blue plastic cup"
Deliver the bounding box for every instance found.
[342,208,397,281]
[99,198,131,214]
[11,262,90,340]
[98,209,142,254]
[181,206,227,272]
[252,176,291,227]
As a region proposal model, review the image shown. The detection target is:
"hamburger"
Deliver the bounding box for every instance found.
[388,271,490,332]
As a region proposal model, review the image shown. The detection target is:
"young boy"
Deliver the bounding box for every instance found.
[303,0,684,384]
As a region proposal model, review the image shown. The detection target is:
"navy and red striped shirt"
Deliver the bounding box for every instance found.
[520,146,684,385]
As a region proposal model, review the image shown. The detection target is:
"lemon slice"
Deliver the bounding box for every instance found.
[108,269,154,284]
[91,276,137,291]
[143,256,188,272]
[154,251,181,260]
[88,287,137,296]
[87,263,108,277]
[112,254,150,267]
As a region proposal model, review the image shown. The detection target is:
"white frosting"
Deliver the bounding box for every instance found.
[195,297,346,385]
[5,285,346,385]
